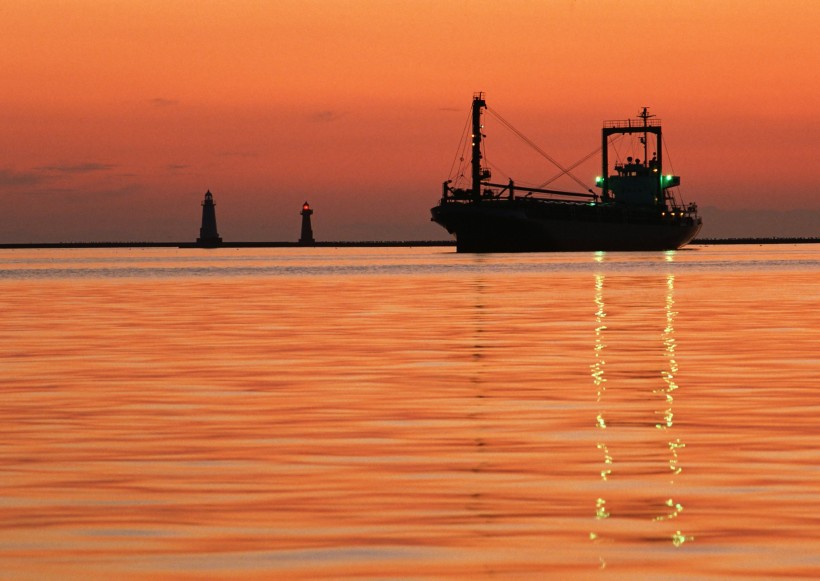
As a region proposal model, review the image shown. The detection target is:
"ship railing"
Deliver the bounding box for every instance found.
[665,203,699,218]
[443,181,596,203]
[483,181,596,202]
[603,118,662,129]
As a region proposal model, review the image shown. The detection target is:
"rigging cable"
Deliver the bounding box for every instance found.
[537,143,603,188]
[448,107,473,184]
[485,158,512,183]
[486,106,593,193]
[662,134,687,206]
[610,135,623,166]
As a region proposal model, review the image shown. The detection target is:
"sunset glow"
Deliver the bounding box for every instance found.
[1,0,818,242]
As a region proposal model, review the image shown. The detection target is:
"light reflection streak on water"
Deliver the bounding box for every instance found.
[652,269,691,545]
[590,255,692,553]
[589,257,610,560]
[589,263,609,560]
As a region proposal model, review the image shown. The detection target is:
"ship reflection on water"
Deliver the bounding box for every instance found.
[459,249,698,572]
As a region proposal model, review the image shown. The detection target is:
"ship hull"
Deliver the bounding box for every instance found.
[431,199,702,253]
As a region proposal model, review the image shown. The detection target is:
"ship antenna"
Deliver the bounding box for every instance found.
[639,107,655,166]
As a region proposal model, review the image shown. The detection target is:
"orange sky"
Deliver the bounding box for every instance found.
[1,0,818,242]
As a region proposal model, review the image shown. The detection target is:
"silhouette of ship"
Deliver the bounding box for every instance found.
[431,93,702,252]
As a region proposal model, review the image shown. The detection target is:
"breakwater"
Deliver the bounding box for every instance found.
[1,238,818,249]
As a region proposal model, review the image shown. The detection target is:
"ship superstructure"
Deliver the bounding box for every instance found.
[431,93,701,252]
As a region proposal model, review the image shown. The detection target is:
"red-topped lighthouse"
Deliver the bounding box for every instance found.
[299,201,315,245]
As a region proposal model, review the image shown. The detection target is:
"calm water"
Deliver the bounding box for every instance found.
[1,245,818,580]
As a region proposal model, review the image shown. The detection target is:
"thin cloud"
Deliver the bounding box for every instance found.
[89,184,144,197]
[15,187,79,196]
[0,168,44,187]
[309,110,345,123]
[25,184,144,198]
[38,163,116,174]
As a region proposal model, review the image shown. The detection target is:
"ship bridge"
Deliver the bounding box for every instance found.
[599,108,672,207]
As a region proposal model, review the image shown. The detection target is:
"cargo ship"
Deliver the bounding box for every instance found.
[431,93,702,252]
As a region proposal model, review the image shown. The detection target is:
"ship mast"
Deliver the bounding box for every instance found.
[639,106,654,169]
[471,92,487,201]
